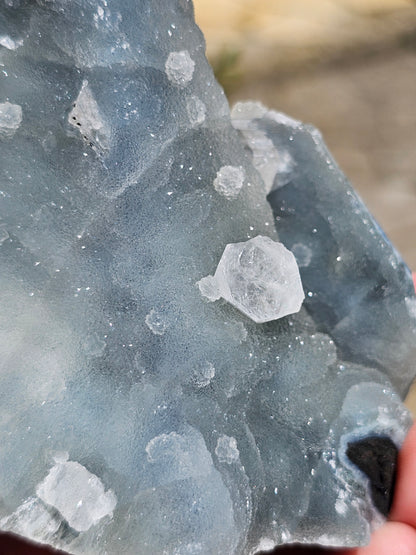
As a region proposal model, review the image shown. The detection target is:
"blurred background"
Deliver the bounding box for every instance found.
[194,0,416,413]
[195,0,416,271]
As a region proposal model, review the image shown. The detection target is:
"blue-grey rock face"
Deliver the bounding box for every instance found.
[0,2,414,554]
[235,103,416,397]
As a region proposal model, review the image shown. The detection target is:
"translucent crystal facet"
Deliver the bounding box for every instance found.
[198,235,305,323]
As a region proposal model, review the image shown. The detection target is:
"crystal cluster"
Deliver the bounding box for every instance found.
[0,1,415,554]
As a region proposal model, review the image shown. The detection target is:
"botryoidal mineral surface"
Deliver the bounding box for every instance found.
[0,1,415,554]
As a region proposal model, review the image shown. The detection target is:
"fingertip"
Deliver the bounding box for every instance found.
[349,522,416,555]
[389,421,416,528]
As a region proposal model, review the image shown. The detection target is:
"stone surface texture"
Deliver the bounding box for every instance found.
[0,1,415,554]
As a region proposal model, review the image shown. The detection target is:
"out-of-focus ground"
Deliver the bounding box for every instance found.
[194,0,416,413]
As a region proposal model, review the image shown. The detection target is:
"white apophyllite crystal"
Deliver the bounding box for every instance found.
[0,35,23,50]
[68,80,110,152]
[165,50,195,87]
[291,243,312,268]
[198,235,305,323]
[145,430,213,481]
[193,361,215,387]
[36,454,117,532]
[0,497,62,544]
[231,102,295,192]
[215,435,240,464]
[145,308,168,335]
[213,165,245,199]
[197,274,221,302]
[0,102,22,137]
[83,332,106,357]
[335,490,348,516]
[252,538,278,554]
[186,96,206,126]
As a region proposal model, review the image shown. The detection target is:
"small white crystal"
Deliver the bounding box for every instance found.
[186,95,206,126]
[291,243,312,267]
[145,430,213,480]
[198,235,304,323]
[193,361,215,387]
[215,435,240,464]
[145,308,168,335]
[36,458,117,532]
[165,50,195,87]
[213,165,245,199]
[69,80,110,151]
[0,102,22,137]
[252,538,278,553]
[145,432,195,465]
[0,227,9,244]
[231,102,295,192]
[231,101,267,121]
[0,35,23,50]
[268,110,302,129]
[335,490,348,516]
[83,333,106,357]
[0,497,61,543]
[197,275,221,302]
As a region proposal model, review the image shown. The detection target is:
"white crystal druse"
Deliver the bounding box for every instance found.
[198,235,305,323]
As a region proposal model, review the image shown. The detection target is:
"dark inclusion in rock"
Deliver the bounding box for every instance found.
[346,436,398,517]
[0,3,415,555]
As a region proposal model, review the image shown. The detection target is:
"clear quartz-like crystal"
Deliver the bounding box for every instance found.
[198,235,305,323]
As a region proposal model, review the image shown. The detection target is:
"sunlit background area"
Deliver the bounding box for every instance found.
[194,0,416,411]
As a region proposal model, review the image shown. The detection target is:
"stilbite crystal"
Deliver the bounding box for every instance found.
[0,1,415,554]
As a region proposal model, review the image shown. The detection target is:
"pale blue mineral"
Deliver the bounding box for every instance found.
[0,1,415,554]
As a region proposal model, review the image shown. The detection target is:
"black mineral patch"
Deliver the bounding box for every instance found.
[346,436,398,516]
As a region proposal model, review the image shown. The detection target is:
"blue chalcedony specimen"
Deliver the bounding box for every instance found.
[0,2,415,554]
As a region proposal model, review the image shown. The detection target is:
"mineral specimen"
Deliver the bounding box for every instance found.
[0,1,415,554]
